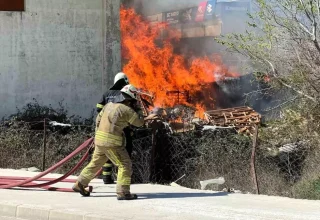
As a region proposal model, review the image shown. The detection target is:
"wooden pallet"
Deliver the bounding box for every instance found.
[204,106,261,135]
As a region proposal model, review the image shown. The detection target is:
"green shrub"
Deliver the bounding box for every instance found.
[293,178,320,200]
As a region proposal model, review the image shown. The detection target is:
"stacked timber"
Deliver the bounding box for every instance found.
[204,106,261,135]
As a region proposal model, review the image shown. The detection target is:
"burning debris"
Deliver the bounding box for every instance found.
[135,83,261,135]
[137,92,261,135]
[138,100,197,133]
[136,90,154,117]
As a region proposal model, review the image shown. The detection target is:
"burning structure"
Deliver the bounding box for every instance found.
[121,7,237,115]
[121,1,263,135]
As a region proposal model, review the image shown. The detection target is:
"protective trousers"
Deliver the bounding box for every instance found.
[78,144,133,194]
[102,127,133,182]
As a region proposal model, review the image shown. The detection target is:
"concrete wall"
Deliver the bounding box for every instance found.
[0,0,121,119]
[105,0,121,87]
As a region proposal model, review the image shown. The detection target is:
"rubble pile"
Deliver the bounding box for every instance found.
[137,91,261,135]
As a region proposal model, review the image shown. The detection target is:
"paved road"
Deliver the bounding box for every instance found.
[0,169,320,220]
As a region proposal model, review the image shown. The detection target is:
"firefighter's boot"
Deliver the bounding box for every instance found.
[102,162,114,184]
[116,185,137,200]
[103,175,115,184]
[72,181,90,197]
[117,193,138,200]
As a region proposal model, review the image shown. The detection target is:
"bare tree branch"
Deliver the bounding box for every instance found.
[263,58,317,102]
[264,96,299,112]
[218,0,320,103]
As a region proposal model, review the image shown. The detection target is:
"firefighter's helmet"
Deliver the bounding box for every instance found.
[121,84,138,100]
[114,72,129,85]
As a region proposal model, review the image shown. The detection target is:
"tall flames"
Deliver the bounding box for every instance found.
[120,7,237,116]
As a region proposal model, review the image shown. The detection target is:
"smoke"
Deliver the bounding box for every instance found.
[146,0,204,15]
[125,0,204,16]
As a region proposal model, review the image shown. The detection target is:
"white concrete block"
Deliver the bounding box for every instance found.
[49,209,88,220]
[84,214,114,220]
[0,202,20,217]
[16,205,51,220]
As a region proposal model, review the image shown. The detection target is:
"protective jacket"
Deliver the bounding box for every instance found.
[96,79,128,113]
[95,103,144,147]
[96,90,126,113]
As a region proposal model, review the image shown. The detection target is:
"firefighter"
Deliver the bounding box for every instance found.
[73,85,147,200]
[96,72,130,111]
[96,72,134,184]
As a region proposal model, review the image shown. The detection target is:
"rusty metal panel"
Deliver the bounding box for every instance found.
[182,26,205,38]
[205,23,221,36]
[0,0,25,11]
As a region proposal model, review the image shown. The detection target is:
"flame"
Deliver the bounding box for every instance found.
[120,7,237,116]
[194,104,206,119]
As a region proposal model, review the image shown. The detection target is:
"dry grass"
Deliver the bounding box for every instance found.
[0,120,93,174]
[1,101,320,200]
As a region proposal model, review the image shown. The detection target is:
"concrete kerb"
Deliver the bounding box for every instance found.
[0,202,112,220]
[0,202,22,217]
[17,205,51,220]
[49,209,90,220]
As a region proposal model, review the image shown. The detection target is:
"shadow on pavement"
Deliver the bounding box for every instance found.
[86,191,228,199]
[90,195,115,198]
[137,192,228,200]
[4,188,228,200]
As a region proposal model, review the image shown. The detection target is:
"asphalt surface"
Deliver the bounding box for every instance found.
[0,169,320,220]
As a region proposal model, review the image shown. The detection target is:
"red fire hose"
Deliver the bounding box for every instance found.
[0,138,95,192]
[0,177,77,183]
[0,144,90,188]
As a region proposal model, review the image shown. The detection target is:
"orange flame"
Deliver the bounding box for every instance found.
[120,7,237,117]
[194,104,206,119]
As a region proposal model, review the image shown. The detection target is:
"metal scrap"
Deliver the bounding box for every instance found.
[136,91,154,116]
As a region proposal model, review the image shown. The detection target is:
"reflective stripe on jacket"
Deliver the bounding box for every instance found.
[95,102,144,147]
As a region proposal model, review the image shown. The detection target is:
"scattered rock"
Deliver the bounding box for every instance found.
[27,167,40,172]
[170,182,188,188]
[222,188,242,194]
[170,182,183,187]
[200,177,225,190]
[49,121,71,127]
